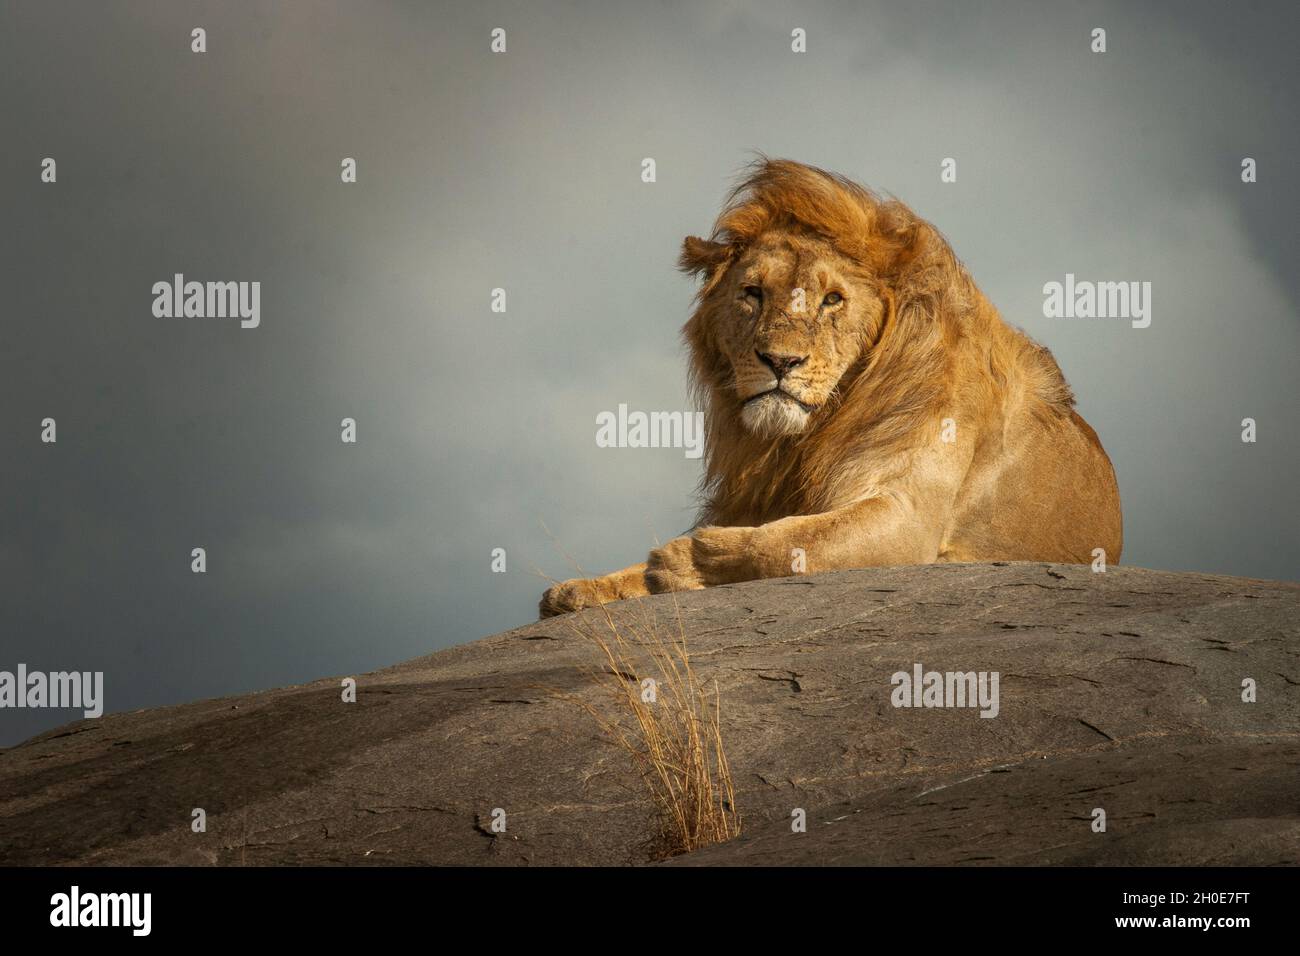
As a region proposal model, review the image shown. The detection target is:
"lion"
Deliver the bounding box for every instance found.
[540,159,1122,617]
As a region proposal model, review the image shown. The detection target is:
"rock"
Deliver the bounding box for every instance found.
[1,563,1297,866]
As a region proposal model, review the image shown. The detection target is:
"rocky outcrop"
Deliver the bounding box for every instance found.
[2,563,1297,865]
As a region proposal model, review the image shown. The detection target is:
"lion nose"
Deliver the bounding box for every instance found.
[756,351,808,378]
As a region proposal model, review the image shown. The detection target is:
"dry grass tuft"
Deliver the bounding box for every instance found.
[557,591,741,860]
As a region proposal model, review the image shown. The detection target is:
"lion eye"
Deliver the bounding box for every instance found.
[823,291,843,306]
[742,285,763,302]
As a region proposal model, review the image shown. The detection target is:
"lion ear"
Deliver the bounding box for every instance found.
[679,236,733,277]
[883,220,936,279]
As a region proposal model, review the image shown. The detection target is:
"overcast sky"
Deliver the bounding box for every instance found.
[1,0,1296,745]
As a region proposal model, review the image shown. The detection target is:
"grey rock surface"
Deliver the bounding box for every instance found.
[1,563,1297,866]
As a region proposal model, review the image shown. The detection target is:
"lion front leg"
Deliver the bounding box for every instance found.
[644,527,762,593]
[538,562,650,618]
[645,497,943,594]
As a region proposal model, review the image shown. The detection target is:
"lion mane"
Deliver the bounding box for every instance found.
[681,158,1079,527]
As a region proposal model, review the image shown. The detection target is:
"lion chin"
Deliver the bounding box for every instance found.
[741,391,811,438]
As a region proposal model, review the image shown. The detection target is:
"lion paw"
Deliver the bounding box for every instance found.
[538,577,612,618]
[646,527,757,593]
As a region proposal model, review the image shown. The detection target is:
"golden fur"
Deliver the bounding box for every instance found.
[541,159,1122,617]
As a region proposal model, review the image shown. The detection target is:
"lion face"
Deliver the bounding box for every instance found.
[706,233,885,438]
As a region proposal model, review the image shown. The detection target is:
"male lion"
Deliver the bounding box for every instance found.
[540,159,1122,617]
